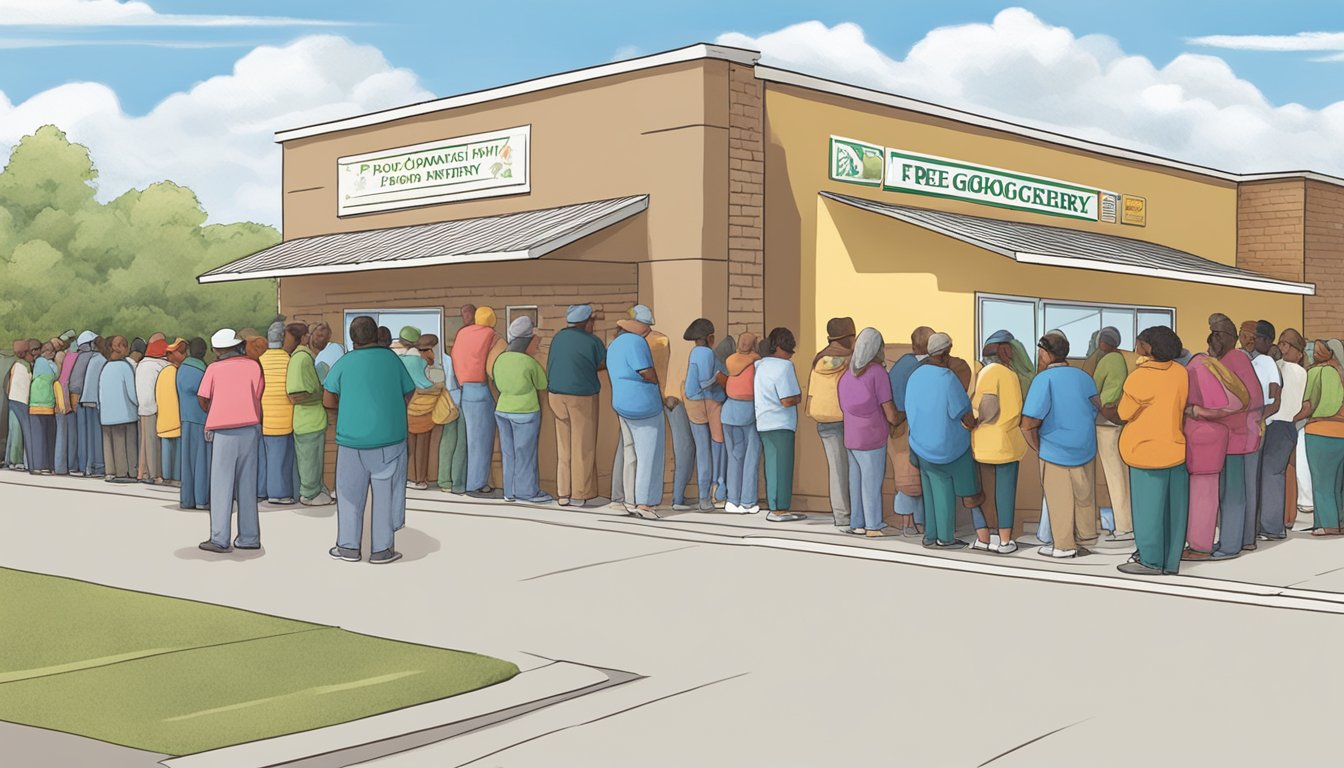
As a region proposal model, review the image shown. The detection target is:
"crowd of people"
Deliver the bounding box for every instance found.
[2,303,1339,576]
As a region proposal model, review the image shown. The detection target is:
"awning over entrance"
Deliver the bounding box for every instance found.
[198,195,649,283]
[821,191,1315,296]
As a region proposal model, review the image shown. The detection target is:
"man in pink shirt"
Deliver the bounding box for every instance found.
[1208,313,1265,560]
[196,328,266,554]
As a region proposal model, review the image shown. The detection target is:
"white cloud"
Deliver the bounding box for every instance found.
[1188,32,1344,52]
[0,35,432,226]
[0,0,352,27]
[718,9,1344,177]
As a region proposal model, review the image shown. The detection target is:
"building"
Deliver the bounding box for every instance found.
[201,43,1342,513]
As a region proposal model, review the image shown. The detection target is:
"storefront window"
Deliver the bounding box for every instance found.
[342,308,445,365]
[506,305,540,332]
[978,293,1173,359]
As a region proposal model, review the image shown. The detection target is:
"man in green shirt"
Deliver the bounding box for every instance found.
[323,316,415,564]
[287,321,332,506]
[545,304,606,506]
[1092,326,1132,541]
[493,316,552,504]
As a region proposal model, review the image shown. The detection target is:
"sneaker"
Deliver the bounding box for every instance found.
[697,499,714,512]
[713,498,727,509]
[329,546,360,562]
[743,504,761,514]
[233,540,261,550]
[932,539,969,549]
[503,496,517,503]
[271,497,297,505]
[724,502,744,514]
[970,540,992,551]
[557,498,571,507]
[848,528,868,535]
[995,541,1019,554]
[766,512,807,523]
[301,491,333,506]
[369,549,402,564]
[195,504,210,511]
[633,506,661,520]
[522,494,554,504]
[1257,532,1286,541]
[1118,561,1163,575]
[1038,546,1088,559]
[198,540,232,553]
[671,503,694,512]
[411,483,429,491]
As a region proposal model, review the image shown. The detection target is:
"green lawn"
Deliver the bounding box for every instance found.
[0,567,519,756]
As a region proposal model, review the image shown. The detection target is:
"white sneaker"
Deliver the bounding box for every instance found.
[970,540,992,551]
[1039,546,1078,558]
[724,502,743,514]
[301,491,333,506]
[995,541,1019,554]
[743,504,760,514]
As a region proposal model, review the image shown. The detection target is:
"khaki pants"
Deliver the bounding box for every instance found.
[549,393,598,501]
[1041,459,1098,552]
[138,414,160,479]
[1096,424,1132,534]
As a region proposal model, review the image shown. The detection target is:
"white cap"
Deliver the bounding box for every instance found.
[210,328,242,349]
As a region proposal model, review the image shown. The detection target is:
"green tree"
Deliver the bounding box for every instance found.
[0,125,278,344]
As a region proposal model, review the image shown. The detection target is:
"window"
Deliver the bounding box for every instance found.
[977,293,1174,360]
[341,308,445,365]
[506,305,539,334]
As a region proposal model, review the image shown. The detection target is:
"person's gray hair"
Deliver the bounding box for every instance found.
[266,320,285,347]
[851,327,884,375]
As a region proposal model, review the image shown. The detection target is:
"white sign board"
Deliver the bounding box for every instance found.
[337,125,530,216]
[883,148,1102,222]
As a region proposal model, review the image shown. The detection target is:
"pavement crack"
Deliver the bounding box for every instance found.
[978,717,1092,766]
[452,672,749,767]
[518,545,698,582]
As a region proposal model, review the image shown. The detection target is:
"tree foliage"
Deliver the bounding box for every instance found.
[0,125,278,343]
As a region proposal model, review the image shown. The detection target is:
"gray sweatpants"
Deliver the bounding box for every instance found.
[336,442,408,556]
[817,421,850,527]
[209,425,261,548]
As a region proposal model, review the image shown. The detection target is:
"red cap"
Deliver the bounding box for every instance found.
[146,339,169,358]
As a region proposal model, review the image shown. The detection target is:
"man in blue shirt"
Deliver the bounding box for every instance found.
[607,318,663,519]
[1022,332,1103,560]
[79,336,108,477]
[324,315,416,564]
[177,337,211,510]
[98,336,139,483]
[905,332,976,548]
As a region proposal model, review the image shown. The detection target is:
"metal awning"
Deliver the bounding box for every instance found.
[198,195,649,283]
[821,191,1315,296]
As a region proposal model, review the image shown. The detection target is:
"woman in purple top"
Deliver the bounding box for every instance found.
[838,328,899,536]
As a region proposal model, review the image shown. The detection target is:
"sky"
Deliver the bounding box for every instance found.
[4,0,1344,226]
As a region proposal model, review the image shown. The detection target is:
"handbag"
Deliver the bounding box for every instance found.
[431,388,460,425]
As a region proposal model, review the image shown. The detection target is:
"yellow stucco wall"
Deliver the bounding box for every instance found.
[816,197,1303,362]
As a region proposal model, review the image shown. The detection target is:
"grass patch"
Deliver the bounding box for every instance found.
[0,567,519,755]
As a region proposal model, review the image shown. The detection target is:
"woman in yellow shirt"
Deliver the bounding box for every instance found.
[1113,326,1189,575]
[970,330,1027,554]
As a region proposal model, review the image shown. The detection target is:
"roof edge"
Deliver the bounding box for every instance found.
[275,43,760,143]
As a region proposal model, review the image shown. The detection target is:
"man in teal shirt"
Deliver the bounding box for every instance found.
[324,316,415,564]
[546,304,606,507]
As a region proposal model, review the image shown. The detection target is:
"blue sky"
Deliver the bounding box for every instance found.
[5,0,1344,113]
[5,0,1344,226]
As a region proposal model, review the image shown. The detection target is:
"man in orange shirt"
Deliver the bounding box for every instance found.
[1113,326,1190,575]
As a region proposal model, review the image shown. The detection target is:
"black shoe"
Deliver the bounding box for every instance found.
[198,540,232,553]
[933,539,969,549]
[329,546,360,562]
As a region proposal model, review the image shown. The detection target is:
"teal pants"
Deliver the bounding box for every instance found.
[979,461,1019,530]
[1130,464,1190,573]
[1305,434,1344,529]
[919,450,975,544]
[437,416,467,493]
[759,429,796,511]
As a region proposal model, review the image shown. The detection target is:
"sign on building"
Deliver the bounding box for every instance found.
[883,148,1103,221]
[1122,194,1147,227]
[829,136,884,186]
[337,125,531,216]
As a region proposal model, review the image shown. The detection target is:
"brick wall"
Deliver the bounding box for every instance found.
[1305,180,1344,339]
[1237,179,1305,283]
[727,64,764,336]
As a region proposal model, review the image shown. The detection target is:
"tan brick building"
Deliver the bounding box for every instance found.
[203,43,1343,513]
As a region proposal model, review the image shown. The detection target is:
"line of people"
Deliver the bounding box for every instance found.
[7,305,1339,576]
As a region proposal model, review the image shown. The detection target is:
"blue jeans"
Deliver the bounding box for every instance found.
[461,382,496,491]
[180,422,211,508]
[690,421,713,503]
[713,439,726,501]
[724,421,761,507]
[336,442,407,555]
[161,437,180,482]
[257,433,296,500]
[668,403,694,506]
[847,446,887,531]
[79,404,104,475]
[617,412,666,507]
[55,410,77,474]
[496,410,544,501]
[209,425,261,548]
